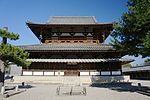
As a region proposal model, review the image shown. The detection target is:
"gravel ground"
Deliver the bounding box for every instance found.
[0,80,150,100]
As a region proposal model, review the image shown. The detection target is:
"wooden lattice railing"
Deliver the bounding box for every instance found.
[45,40,99,44]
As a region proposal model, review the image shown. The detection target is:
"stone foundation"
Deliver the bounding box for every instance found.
[11,76,130,84]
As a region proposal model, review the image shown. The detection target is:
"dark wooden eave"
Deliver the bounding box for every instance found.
[26,22,114,41]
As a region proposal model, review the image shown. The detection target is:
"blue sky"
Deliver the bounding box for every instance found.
[0,0,146,65]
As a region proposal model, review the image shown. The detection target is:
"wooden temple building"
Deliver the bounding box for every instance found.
[123,65,150,80]
[19,16,131,76]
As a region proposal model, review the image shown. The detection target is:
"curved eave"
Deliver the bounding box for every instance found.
[121,60,134,65]
[26,22,114,27]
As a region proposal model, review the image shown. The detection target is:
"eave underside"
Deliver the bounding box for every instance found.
[26,22,113,42]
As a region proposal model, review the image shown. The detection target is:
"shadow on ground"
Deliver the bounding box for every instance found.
[5,84,34,91]
[18,84,34,89]
[3,84,35,98]
[90,82,150,96]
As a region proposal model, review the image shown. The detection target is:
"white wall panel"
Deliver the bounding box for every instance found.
[101,71,111,75]
[60,72,64,76]
[112,71,121,75]
[55,72,59,75]
[33,72,43,76]
[23,71,32,75]
[80,72,89,76]
[44,72,54,76]
[90,72,100,75]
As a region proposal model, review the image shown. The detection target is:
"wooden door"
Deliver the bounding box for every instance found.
[64,70,79,76]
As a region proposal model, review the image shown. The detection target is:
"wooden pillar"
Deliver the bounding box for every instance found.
[110,63,112,75]
[119,62,123,75]
[70,27,74,39]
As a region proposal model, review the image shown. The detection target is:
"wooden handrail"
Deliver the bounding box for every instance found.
[45,40,99,44]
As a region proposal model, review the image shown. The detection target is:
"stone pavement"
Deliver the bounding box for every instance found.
[0,81,150,100]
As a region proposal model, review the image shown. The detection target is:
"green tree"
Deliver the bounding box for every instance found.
[111,0,150,58]
[145,58,150,64]
[0,27,30,89]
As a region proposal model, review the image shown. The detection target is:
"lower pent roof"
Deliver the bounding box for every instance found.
[26,58,132,63]
[18,44,115,52]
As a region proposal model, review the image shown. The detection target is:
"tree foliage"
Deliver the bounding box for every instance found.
[111,0,150,57]
[0,28,31,67]
[0,29,19,40]
[145,58,150,63]
[0,44,30,67]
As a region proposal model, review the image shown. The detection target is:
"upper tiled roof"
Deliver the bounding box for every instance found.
[18,44,116,52]
[48,16,97,24]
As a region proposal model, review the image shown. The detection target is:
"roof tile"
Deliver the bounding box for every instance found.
[48,16,97,24]
[18,44,115,52]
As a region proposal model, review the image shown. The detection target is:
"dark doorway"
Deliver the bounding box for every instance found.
[64,70,80,76]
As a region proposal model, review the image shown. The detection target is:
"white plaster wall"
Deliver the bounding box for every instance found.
[101,71,111,75]
[123,75,130,82]
[112,71,121,75]
[60,72,64,76]
[22,71,32,76]
[10,64,22,76]
[33,72,43,76]
[44,72,54,76]
[80,72,89,76]
[90,72,100,75]
[55,72,59,75]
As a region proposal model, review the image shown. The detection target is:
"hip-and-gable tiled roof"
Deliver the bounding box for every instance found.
[48,16,97,24]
